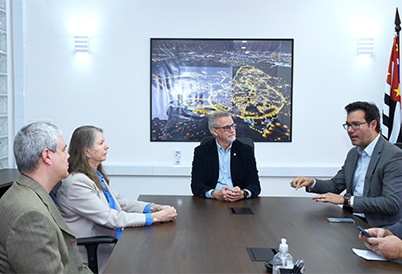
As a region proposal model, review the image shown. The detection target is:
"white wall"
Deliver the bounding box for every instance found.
[10,0,401,199]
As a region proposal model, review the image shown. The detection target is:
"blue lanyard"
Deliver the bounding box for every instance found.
[97,170,122,239]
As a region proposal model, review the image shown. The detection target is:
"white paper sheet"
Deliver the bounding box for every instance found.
[352,248,388,261]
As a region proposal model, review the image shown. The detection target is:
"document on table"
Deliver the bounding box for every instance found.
[352,248,388,261]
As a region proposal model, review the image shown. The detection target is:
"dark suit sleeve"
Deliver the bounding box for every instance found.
[308,148,356,195]
[353,149,402,216]
[387,220,402,239]
[309,164,348,194]
[191,143,216,197]
[232,143,261,198]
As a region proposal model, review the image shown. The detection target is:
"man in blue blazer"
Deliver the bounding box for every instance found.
[291,101,402,227]
[191,111,261,201]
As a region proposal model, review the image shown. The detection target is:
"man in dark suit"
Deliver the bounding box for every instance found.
[191,111,261,201]
[0,122,92,273]
[290,101,402,227]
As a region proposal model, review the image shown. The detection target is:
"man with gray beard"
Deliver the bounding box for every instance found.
[191,111,261,201]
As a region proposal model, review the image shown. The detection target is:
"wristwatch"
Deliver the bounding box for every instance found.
[343,193,352,206]
[243,189,250,199]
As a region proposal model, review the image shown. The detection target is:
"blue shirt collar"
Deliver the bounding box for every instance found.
[216,139,232,153]
[357,134,380,157]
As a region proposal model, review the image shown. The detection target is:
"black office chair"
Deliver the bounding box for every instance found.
[76,236,117,273]
[394,143,402,150]
[200,136,255,151]
[51,181,117,274]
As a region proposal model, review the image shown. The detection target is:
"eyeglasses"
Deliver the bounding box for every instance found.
[342,122,368,130]
[214,123,237,132]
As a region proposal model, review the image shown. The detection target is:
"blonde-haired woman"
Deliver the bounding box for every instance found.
[56,125,177,273]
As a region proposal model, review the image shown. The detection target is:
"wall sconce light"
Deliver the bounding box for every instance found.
[75,36,89,53]
[357,38,374,56]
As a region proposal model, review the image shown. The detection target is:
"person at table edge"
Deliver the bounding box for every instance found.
[56,125,177,273]
[290,101,402,227]
[191,110,261,201]
[0,122,91,273]
[360,219,402,260]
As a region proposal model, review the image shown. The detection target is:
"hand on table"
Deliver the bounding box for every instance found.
[364,235,402,260]
[359,228,392,239]
[311,193,344,205]
[224,186,244,202]
[211,186,229,200]
[212,186,245,202]
[359,228,393,249]
[151,206,177,223]
[290,177,314,190]
[149,204,172,212]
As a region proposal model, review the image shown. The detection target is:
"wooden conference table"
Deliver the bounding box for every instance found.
[104,195,402,273]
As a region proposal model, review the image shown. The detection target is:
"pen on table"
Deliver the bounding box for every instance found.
[291,260,304,274]
[298,261,305,274]
[291,260,299,274]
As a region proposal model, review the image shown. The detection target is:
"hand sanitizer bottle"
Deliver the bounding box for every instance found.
[272,238,294,274]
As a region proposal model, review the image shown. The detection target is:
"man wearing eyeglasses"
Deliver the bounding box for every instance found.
[191,110,261,201]
[290,101,402,227]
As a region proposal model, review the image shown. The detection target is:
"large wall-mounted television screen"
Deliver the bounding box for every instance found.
[151,38,293,142]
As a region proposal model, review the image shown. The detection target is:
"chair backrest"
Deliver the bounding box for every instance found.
[200,136,214,145]
[200,136,254,151]
[237,137,254,151]
[0,169,19,198]
[395,143,402,150]
[51,181,62,197]
[49,179,116,274]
